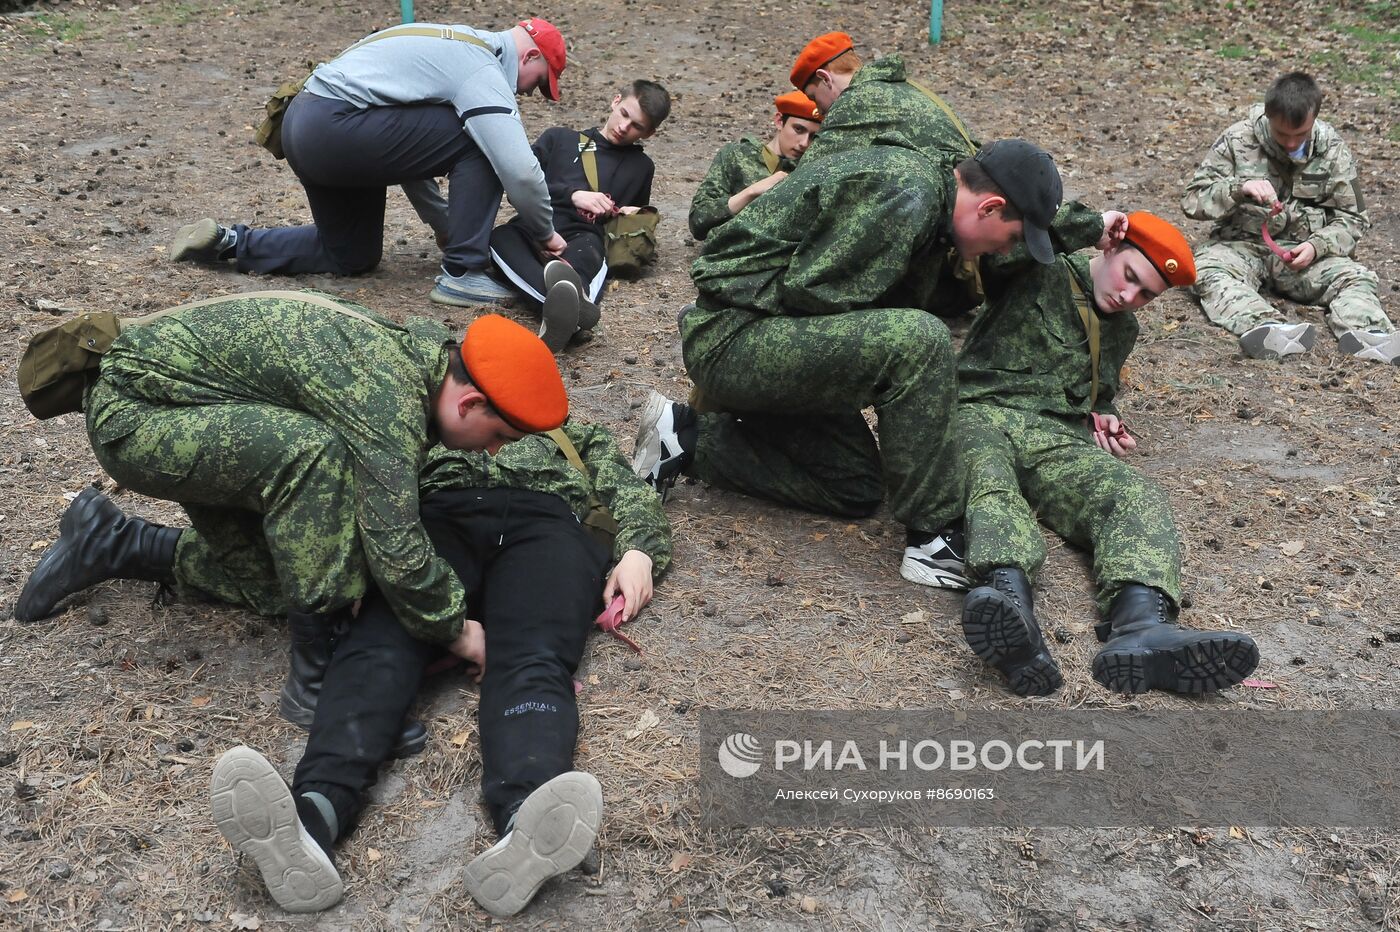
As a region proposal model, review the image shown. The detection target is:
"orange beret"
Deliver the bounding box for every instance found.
[460,314,568,432]
[1123,211,1196,288]
[790,32,854,90]
[775,91,823,122]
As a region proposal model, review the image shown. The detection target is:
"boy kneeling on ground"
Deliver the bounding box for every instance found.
[956,210,1259,697]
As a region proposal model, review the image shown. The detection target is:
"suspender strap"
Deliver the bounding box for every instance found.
[1066,271,1101,410]
[578,133,601,192]
[545,428,620,540]
[760,145,781,175]
[344,24,489,56]
[126,290,379,329]
[905,79,976,155]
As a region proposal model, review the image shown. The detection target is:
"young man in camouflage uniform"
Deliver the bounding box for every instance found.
[792,31,978,167]
[957,212,1259,697]
[635,139,1064,589]
[17,301,567,743]
[1182,72,1396,363]
[688,90,823,241]
[210,418,671,916]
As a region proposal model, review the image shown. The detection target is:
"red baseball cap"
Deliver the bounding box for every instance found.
[520,18,566,101]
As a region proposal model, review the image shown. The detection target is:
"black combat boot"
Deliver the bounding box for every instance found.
[278,613,428,760]
[16,488,180,623]
[1091,584,1259,695]
[960,567,1063,696]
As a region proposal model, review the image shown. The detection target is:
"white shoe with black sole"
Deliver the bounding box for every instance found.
[900,529,969,590]
[210,746,343,913]
[464,771,603,917]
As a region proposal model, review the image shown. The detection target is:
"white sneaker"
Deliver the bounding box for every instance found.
[209,746,343,913]
[1238,322,1316,359]
[900,527,969,590]
[1337,329,1400,365]
[631,391,698,495]
[463,771,603,917]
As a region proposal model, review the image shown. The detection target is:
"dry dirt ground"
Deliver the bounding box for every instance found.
[3,0,1400,929]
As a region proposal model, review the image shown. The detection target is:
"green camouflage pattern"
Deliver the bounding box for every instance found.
[1183,104,1389,335]
[1182,105,1369,258]
[682,144,967,533]
[84,291,468,643]
[1191,240,1389,336]
[419,420,672,576]
[960,403,1181,613]
[958,206,1132,420]
[799,55,978,167]
[688,136,791,241]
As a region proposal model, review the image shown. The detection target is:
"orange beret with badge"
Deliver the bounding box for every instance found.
[1123,211,1196,288]
[460,314,568,432]
[790,32,854,90]
[775,91,823,122]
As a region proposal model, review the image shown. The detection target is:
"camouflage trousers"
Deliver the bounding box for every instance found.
[85,378,370,617]
[682,304,963,533]
[1192,240,1391,337]
[960,404,1180,613]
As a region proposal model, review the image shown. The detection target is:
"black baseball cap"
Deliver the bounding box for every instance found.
[973,139,1063,264]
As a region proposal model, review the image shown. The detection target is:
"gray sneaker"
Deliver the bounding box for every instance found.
[545,259,600,331]
[463,771,603,917]
[1238,322,1316,360]
[210,746,343,913]
[430,268,515,306]
[1337,329,1400,364]
[539,280,581,353]
[171,218,235,264]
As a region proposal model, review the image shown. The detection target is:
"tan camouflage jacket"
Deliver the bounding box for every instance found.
[1181,104,1369,259]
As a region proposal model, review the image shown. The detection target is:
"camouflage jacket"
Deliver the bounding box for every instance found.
[1181,104,1369,259]
[95,291,468,643]
[419,421,672,578]
[800,55,978,167]
[958,206,1136,421]
[688,136,790,241]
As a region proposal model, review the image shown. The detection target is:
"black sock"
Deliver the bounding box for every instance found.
[294,794,336,858]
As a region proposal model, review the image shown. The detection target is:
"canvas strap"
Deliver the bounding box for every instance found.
[344,24,488,56]
[906,79,975,155]
[760,145,781,175]
[578,133,601,191]
[1067,271,1101,410]
[545,428,619,539]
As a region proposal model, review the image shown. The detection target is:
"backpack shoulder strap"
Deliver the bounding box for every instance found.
[578,133,600,192]
[1066,267,1101,410]
[905,78,976,155]
[344,25,489,56]
[545,427,620,540]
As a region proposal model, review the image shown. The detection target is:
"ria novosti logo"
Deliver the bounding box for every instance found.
[717,732,763,778]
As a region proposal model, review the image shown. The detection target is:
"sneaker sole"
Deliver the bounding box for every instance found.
[170,218,221,263]
[464,771,602,917]
[1091,634,1259,695]
[630,391,671,478]
[961,589,1062,697]
[900,556,970,591]
[543,260,584,294]
[429,286,512,308]
[539,281,581,353]
[210,746,343,913]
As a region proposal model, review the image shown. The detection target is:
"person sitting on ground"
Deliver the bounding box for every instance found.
[688,90,823,241]
[17,303,567,753]
[209,417,671,917]
[1181,71,1396,363]
[490,79,671,351]
[170,18,569,308]
[956,210,1259,697]
[634,138,1068,592]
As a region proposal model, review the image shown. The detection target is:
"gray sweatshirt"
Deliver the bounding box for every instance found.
[302,24,555,240]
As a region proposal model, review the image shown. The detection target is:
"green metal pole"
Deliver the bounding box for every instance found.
[401,0,414,24]
[929,0,942,43]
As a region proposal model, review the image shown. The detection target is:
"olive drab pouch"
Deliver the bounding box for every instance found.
[18,312,122,419]
[254,26,490,160]
[578,133,660,275]
[254,75,310,160]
